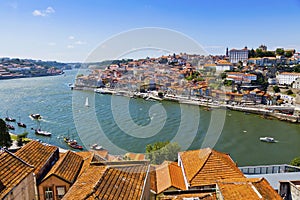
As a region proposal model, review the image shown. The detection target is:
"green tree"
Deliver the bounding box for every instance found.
[248,49,256,58]
[285,51,293,58]
[286,89,293,95]
[290,157,300,167]
[294,65,300,73]
[275,48,285,56]
[273,86,280,93]
[0,119,12,148]
[145,141,181,164]
[255,49,263,57]
[220,72,227,79]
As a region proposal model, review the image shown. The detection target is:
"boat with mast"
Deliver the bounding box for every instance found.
[5,111,16,122]
[63,130,83,150]
[17,116,26,128]
[34,121,51,136]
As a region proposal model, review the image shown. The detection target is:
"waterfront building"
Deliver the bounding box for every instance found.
[150,148,281,199]
[0,149,35,200]
[14,141,59,184]
[63,161,150,200]
[178,148,245,188]
[38,151,84,200]
[229,47,249,64]
[277,72,300,85]
[150,161,186,199]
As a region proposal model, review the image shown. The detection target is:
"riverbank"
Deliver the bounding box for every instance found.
[0,72,64,80]
[75,86,300,123]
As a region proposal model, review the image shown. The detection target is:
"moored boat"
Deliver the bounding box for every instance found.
[5,117,16,122]
[68,142,83,150]
[5,111,16,122]
[35,129,51,136]
[30,113,42,120]
[17,117,26,128]
[260,137,276,143]
[6,124,15,130]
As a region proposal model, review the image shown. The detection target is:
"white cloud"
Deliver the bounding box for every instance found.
[32,6,55,17]
[45,7,55,14]
[75,40,86,45]
[68,36,75,40]
[67,45,74,49]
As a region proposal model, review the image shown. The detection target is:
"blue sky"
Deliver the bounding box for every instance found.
[1,0,300,62]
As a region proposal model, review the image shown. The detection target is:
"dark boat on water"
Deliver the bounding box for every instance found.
[17,117,26,128]
[5,117,16,122]
[17,122,27,128]
[6,124,15,130]
[30,113,42,120]
[63,136,83,150]
[5,111,16,122]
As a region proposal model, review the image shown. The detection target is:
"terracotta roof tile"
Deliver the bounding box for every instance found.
[153,161,186,194]
[14,140,58,178]
[163,192,216,200]
[217,178,282,200]
[179,148,244,187]
[42,151,83,184]
[86,164,149,200]
[62,165,107,200]
[0,150,34,199]
[76,151,94,176]
[251,178,282,200]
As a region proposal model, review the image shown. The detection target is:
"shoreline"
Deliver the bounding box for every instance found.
[75,86,300,123]
[0,72,64,80]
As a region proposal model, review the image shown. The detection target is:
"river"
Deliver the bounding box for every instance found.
[0,69,299,166]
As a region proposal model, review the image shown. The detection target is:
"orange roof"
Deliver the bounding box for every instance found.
[62,165,107,200]
[14,140,58,179]
[0,150,34,199]
[42,151,83,184]
[85,164,149,200]
[179,148,244,187]
[217,178,282,200]
[152,161,186,194]
[163,192,216,200]
[76,151,94,176]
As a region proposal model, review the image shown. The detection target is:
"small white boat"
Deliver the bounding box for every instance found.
[260,137,276,143]
[35,129,52,136]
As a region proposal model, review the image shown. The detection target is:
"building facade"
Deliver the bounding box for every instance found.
[277,72,300,85]
[229,47,249,64]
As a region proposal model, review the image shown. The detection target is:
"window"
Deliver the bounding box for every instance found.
[45,187,53,200]
[56,186,66,199]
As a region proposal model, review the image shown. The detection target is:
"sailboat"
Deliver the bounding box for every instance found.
[5,111,16,122]
[35,121,51,136]
[85,97,89,107]
[17,116,27,128]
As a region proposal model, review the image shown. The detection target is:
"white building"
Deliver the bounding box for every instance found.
[292,77,300,89]
[277,72,300,85]
[229,47,249,64]
[216,60,233,73]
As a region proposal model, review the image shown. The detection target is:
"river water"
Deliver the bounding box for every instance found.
[0,69,299,166]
